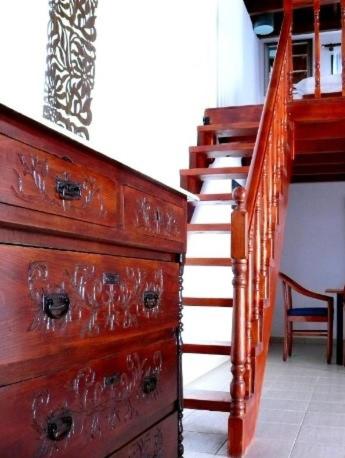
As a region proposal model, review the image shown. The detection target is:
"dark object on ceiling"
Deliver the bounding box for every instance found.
[244,0,341,37]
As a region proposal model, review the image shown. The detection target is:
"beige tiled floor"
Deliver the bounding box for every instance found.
[183,342,345,457]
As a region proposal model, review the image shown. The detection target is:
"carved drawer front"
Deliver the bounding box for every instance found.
[0,339,178,458]
[0,244,179,383]
[111,412,178,457]
[0,134,118,227]
[123,185,185,244]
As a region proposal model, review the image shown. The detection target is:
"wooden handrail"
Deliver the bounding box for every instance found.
[229,6,294,457]
[245,11,292,225]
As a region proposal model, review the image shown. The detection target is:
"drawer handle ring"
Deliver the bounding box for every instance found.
[43,293,70,319]
[143,291,159,310]
[56,178,82,200]
[47,411,73,441]
[142,374,158,394]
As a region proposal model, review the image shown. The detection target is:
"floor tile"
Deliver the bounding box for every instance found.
[184,431,227,455]
[184,343,345,457]
[291,442,345,458]
[184,410,228,434]
[308,400,345,414]
[303,410,345,428]
[258,408,305,425]
[262,388,313,402]
[244,438,295,458]
[297,424,345,447]
[255,421,300,441]
[184,452,219,458]
[260,398,309,412]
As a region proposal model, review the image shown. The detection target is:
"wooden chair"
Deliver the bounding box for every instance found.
[279,272,334,364]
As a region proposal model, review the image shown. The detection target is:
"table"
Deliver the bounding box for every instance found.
[325,289,344,365]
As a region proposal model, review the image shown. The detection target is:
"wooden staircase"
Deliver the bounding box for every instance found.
[180,6,294,457]
[180,0,345,455]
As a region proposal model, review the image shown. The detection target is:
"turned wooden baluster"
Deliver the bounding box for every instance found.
[285,0,293,101]
[266,136,274,261]
[341,0,345,96]
[260,174,268,305]
[272,106,279,230]
[314,0,321,98]
[245,227,254,396]
[230,186,248,419]
[252,195,262,349]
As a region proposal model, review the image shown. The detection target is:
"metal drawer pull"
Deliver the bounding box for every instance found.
[142,374,158,394]
[143,291,159,310]
[43,293,70,319]
[47,411,73,441]
[56,178,82,200]
[104,373,121,386]
[103,272,120,285]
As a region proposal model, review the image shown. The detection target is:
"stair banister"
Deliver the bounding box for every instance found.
[244,12,292,222]
[229,7,294,457]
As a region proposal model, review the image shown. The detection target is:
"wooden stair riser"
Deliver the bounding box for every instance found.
[183,297,233,307]
[184,342,231,355]
[184,390,231,412]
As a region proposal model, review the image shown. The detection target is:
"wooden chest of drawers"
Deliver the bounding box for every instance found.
[0,104,186,457]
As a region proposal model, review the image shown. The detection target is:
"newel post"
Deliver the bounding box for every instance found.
[230,186,248,419]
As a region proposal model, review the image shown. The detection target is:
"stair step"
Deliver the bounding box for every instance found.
[190,193,233,203]
[183,297,233,307]
[198,122,259,137]
[184,341,231,355]
[184,389,231,412]
[189,142,255,159]
[187,223,231,233]
[180,166,249,180]
[185,258,232,267]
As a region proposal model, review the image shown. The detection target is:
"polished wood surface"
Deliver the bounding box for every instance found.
[0,338,177,458]
[0,104,186,457]
[0,244,179,385]
[0,104,187,254]
[229,9,294,456]
[111,413,178,458]
[326,288,345,365]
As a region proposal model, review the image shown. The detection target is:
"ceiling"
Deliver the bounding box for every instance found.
[244,0,341,37]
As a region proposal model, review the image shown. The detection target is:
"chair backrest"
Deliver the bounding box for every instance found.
[279,272,293,311]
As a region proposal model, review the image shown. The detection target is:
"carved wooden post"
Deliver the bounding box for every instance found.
[230,186,248,420]
[314,0,321,98]
[177,253,185,458]
[341,0,345,96]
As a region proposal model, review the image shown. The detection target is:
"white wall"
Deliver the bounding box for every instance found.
[272,182,345,337]
[0,1,48,120]
[217,0,263,107]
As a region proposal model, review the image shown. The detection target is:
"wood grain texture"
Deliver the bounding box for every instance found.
[0,338,177,458]
[0,244,179,385]
[111,413,178,458]
[0,103,186,456]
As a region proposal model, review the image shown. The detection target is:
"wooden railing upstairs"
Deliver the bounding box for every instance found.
[292,0,345,98]
[228,7,294,457]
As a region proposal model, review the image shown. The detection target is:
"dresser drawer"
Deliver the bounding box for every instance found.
[123,185,185,244]
[0,245,179,382]
[0,134,118,228]
[111,412,178,457]
[0,338,177,458]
